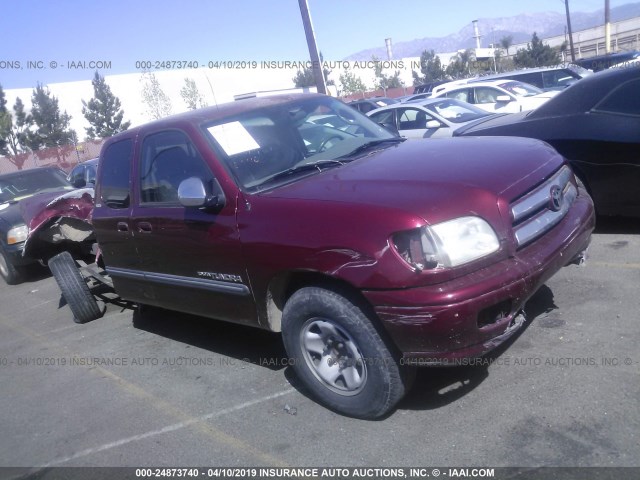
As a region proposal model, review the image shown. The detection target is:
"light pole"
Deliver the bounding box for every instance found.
[298,0,327,94]
[564,0,576,62]
[605,0,611,53]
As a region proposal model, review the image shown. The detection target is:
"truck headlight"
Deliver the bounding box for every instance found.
[393,216,499,270]
[7,225,28,245]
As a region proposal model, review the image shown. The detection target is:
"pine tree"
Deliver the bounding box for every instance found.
[412,50,446,86]
[6,98,31,156]
[141,72,172,120]
[0,84,10,156]
[292,66,316,88]
[180,78,208,110]
[82,72,131,138]
[24,83,73,150]
[514,33,560,68]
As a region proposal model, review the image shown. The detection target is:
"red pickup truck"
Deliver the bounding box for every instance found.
[48,94,594,418]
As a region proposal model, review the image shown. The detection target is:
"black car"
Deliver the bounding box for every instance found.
[0,167,73,284]
[66,158,98,188]
[455,66,640,217]
[347,97,398,114]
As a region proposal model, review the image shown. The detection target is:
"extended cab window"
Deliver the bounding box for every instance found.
[101,139,133,209]
[140,130,212,204]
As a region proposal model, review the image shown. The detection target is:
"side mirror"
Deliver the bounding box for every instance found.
[425,120,441,129]
[178,177,225,211]
[496,95,513,103]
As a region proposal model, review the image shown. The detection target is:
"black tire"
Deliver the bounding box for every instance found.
[281,286,411,419]
[48,251,102,323]
[0,248,23,285]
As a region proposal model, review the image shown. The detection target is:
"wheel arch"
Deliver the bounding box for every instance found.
[264,270,375,334]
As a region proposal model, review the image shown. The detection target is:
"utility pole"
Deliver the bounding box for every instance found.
[297,0,327,94]
[605,0,611,53]
[564,0,576,62]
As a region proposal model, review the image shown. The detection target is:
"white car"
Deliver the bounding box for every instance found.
[431,79,558,113]
[367,98,492,139]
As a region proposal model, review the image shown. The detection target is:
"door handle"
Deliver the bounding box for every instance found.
[137,222,152,233]
[117,222,129,232]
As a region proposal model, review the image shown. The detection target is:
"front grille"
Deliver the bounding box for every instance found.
[510,165,577,248]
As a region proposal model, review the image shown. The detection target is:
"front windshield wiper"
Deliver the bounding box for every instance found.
[338,138,405,159]
[257,159,347,187]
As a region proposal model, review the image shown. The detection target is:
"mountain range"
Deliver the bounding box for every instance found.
[345,2,640,60]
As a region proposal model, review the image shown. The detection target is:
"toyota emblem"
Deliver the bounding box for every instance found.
[549,185,563,212]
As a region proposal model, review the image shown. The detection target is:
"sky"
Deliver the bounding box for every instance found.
[0,0,633,89]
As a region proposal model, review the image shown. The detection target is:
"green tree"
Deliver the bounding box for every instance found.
[339,71,367,95]
[24,83,73,150]
[293,65,316,88]
[513,32,560,68]
[372,56,404,90]
[412,50,446,86]
[500,35,514,56]
[141,72,172,120]
[6,98,31,157]
[82,72,131,139]
[180,77,208,110]
[0,84,10,156]
[445,49,473,79]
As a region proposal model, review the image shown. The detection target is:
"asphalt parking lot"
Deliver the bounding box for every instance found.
[0,219,639,474]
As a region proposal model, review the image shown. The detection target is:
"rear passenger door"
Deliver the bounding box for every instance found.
[128,129,256,325]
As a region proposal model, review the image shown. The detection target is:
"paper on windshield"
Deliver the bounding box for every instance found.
[208,122,260,156]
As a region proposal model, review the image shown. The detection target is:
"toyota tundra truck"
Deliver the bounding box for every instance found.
[50,94,594,419]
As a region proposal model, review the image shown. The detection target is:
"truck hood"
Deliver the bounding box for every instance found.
[0,189,72,232]
[263,137,564,224]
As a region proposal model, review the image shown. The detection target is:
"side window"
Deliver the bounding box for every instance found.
[140,130,212,205]
[444,89,470,103]
[69,165,84,186]
[474,87,500,104]
[86,164,97,185]
[593,79,640,116]
[369,110,395,127]
[398,108,435,130]
[100,139,133,209]
[515,72,543,89]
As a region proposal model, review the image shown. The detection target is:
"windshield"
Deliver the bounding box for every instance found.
[0,168,72,203]
[498,81,543,97]
[423,99,489,123]
[203,96,396,191]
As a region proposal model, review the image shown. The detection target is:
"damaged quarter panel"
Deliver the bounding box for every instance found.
[23,188,95,260]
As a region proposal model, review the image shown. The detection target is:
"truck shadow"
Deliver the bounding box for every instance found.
[131,305,287,371]
[124,284,557,413]
[594,216,640,234]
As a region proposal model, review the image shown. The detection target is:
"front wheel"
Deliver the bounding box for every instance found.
[48,251,102,324]
[281,286,412,419]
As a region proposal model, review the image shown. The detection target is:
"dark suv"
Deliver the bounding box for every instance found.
[67,94,594,418]
[0,167,75,284]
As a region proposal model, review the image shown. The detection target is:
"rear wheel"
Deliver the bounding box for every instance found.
[281,286,412,419]
[0,248,23,285]
[48,251,102,323]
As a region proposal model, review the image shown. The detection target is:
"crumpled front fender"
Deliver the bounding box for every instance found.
[23,188,95,260]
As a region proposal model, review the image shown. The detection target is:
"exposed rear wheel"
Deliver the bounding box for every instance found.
[281,286,412,419]
[48,251,102,323]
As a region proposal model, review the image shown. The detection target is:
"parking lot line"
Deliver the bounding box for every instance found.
[37,388,295,468]
[0,314,294,467]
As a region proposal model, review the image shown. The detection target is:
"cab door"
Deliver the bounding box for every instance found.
[127,128,257,326]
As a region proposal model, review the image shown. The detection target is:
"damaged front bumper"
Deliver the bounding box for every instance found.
[362,193,595,365]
